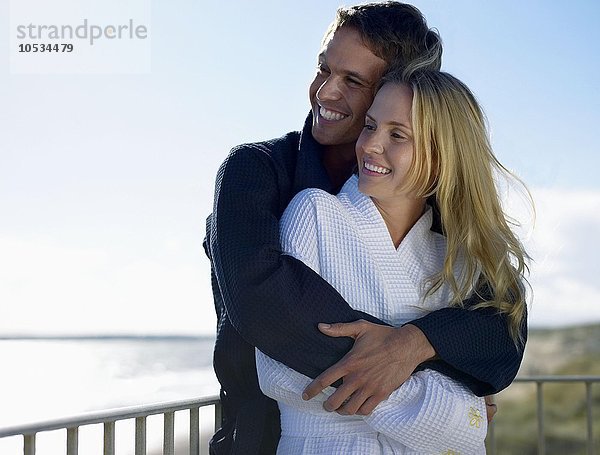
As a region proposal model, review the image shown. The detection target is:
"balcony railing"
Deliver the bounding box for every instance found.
[487,375,599,455]
[1,376,598,455]
[0,396,221,455]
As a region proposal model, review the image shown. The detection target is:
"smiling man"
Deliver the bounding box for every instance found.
[204,3,523,454]
[309,25,387,191]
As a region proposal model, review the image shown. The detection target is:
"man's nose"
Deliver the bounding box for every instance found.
[316,76,342,102]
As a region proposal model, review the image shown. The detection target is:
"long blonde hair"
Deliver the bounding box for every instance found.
[384,70,531,345]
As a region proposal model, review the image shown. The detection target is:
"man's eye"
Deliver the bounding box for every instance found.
[317,64,330,74]
[347,77,362,86]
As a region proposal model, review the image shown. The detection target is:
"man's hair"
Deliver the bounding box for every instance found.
[323,2,442,72]
[382,69,531,346]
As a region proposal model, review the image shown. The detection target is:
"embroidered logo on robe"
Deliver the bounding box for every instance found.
[441,450,460,455]
[469,407,483,428]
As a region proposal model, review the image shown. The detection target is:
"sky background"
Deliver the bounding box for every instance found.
[0,0,599,335]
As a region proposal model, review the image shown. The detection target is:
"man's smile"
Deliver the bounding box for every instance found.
[318,105,349,121]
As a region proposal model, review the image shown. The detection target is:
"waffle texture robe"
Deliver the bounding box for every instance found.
[256,177,487,454]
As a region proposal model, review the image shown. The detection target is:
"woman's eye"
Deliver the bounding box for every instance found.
[364,123,375,131]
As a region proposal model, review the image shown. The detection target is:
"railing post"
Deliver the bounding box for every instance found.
[23,434,35,455]
[190,408,200,455]
[1,397,221,455]
[536,381,545,455]
[487,420,496,455]
[67,427,78,455]
[104,421,115,455]
[135,416,146,455]
[586,381,593,455]
[164,411,175,455]
[214,401,223,431]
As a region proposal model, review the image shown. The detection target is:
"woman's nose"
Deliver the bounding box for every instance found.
[363,136,384,154]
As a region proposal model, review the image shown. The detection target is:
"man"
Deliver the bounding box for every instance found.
[204,3,521,454]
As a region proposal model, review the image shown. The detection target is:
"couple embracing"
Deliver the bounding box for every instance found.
[204,2,529,454]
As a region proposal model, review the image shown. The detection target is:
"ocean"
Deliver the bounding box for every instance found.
[0,336,220,454]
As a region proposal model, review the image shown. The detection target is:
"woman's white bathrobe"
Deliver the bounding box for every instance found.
[256,176,487,454]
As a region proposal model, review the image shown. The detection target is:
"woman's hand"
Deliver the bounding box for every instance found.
[485,395,497,422]
[302,320,435,415]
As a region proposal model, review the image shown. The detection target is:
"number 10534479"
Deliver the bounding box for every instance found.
[18,43,73,53]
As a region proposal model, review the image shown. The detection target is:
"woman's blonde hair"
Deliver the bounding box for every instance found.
[383,69,531,345]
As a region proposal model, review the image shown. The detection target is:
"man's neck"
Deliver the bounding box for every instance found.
[322,143,357,190]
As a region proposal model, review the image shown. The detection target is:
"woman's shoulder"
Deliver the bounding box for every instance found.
[280,188,350,240]
[286,187,342,216]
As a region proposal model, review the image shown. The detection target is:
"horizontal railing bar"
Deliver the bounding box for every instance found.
[2,376,598,443]
[0,396,220,438]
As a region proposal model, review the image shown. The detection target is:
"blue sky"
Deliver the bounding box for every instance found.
[0,0,599,335]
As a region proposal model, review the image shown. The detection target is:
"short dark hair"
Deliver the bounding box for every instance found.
[324,2,442,72]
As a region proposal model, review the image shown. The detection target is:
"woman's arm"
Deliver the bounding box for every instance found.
[364,369,487,453]
[256,347,486,453]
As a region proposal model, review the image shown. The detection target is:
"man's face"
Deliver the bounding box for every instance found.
[309,26,388,148]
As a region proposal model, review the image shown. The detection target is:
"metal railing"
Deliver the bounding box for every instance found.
[0,395,221,455]
[1,376,598,455]
[487,376,599,455]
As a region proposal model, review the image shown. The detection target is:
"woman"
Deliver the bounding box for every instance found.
[256,69,530,454]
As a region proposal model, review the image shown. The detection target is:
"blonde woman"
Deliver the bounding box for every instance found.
[256,70,529,454]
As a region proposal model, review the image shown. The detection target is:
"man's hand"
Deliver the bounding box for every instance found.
[302,320,436,416]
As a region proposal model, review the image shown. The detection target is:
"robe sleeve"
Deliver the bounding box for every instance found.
[364,369,487,453]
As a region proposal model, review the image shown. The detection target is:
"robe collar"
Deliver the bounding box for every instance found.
[338,175,434,253]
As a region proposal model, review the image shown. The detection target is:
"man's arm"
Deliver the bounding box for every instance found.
[208,145,385,378]
[302,296,527,412]
[410,299,528,396]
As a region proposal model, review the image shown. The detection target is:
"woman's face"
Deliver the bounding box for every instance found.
[355,82,417,205]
